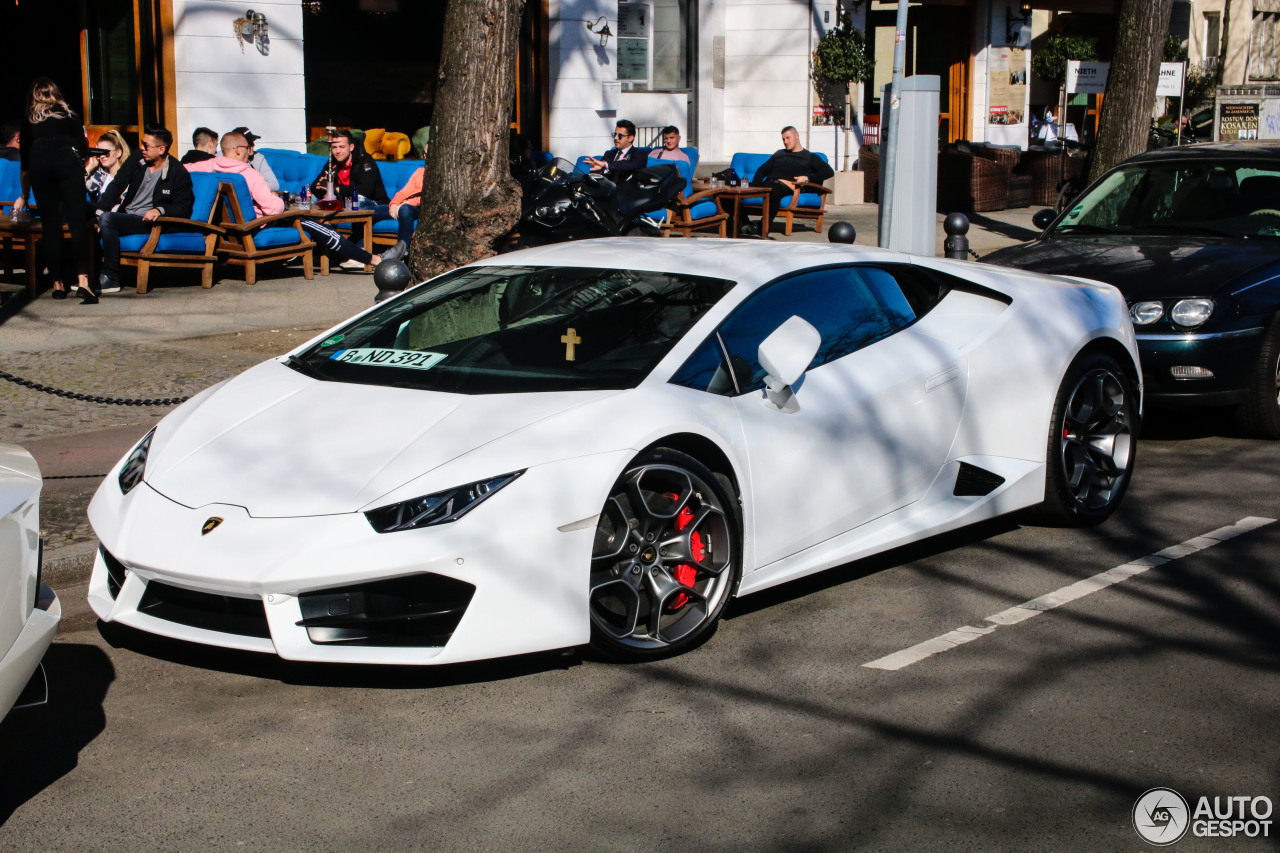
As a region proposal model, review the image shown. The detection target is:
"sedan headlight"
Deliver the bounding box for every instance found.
[1170,298,1214,328]
[1130,301,1164,326]
[118,428,156,495]
[365,471,524,533]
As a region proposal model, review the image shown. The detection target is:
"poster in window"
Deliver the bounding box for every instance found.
[988,48,1027,125]
[617,38,649,82]
[1220,103,1259,140]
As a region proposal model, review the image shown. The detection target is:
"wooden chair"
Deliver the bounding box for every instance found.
[213,173,315,285]
[117,172,225,293]
[731,152,833,235]
[648,157,728,238]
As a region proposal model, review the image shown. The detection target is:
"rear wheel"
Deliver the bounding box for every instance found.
[1039,353,1137,526]
[1234,315,1280,439]
[588,448,740,661]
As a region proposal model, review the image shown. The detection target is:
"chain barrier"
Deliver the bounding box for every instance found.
[0,369,190,407]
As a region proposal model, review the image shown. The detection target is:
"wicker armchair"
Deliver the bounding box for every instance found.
[1017,149,1087,207]
[937,150,1010,213]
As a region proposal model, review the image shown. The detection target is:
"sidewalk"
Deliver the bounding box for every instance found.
[0,204,1041,355]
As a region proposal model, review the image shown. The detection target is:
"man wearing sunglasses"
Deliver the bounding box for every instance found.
[584,120,645,181]
[96,124,194,294]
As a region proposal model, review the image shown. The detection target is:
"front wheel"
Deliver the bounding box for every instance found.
[588,448,740,661]
[1234,315,1280,439]
[1038,353,1138,526]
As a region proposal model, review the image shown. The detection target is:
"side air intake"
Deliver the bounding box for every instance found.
[953,462,1005,497]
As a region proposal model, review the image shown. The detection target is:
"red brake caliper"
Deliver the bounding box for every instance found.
[669,497,704,610]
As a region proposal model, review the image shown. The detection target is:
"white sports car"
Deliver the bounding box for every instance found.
[88,239,1140,664]
[1,444,60,718]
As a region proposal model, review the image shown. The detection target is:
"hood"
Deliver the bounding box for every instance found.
[983,235,1280,300]
[144,360,619,518]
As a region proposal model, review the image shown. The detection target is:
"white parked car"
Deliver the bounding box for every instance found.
[1,444,60,718]
[87,239,1140,664]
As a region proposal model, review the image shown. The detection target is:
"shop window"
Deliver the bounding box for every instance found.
[86,0,139,127]
[651,0,690,91]
[1250,10,1279,80]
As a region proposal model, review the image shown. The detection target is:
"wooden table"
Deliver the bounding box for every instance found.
[691,181,771,237]
[298,207,375,274]
[0,213,88,298]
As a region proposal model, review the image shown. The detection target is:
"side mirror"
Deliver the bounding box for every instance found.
[1032,208,1057,230]
[758,316,821,411]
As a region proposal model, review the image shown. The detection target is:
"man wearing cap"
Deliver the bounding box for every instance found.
[231,126,279,192]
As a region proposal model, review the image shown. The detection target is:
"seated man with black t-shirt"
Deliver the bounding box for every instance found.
[744,125,834,235]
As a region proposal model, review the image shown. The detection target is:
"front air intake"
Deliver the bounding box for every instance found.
[297,573,475,647]
[953,462,1006,497]
[101,546,128,599]
[138,581,272,638]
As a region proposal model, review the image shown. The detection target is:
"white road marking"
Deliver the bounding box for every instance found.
[862,516,1276,671]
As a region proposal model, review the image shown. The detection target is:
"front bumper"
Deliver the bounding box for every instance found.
[1136,325,1266,403]
[87,454,626,665]
[0,584,60,718]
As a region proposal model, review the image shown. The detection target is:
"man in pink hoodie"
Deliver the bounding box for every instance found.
[184,131,284,218]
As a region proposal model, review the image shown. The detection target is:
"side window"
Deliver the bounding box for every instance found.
[855,264,949,326]
[671,267,894,394]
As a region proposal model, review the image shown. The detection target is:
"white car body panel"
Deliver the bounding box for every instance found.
[0,444,60,718]
[87,239,1140,665]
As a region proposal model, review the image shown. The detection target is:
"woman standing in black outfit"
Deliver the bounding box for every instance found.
[11,78,94,303]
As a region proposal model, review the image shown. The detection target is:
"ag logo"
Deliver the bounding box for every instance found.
[201,517,224,535]
[1133,787,1190,845]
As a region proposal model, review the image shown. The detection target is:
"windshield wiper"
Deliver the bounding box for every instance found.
[1053,223,1117,235]
[283,355,325,379]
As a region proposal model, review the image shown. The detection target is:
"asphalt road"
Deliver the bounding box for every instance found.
[1,409,1278,852]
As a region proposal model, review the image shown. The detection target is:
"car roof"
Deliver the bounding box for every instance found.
[1125,140,1280,165]
[469,237,910,287]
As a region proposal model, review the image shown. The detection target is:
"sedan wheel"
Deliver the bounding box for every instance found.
[1040,353,1137,526]
[589,449,740,660]
[1235,316,1280,439]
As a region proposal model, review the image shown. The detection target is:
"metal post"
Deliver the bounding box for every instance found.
[876,0,911,248]
[1175,61,1186,145]
[943,213,970,260]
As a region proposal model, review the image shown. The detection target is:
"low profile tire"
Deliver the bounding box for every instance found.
[1234,315,1280,439]
[1038,352,1138,526]
[588,448,741,661]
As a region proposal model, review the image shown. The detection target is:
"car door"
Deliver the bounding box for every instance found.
[672,265,967,569]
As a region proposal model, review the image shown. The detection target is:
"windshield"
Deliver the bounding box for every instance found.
[291,265,736,394]
[1054,160,1280,239]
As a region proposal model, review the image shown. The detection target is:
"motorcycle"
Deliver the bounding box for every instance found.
[510,158,684,249]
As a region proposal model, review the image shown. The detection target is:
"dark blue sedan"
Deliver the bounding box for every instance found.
[984,142,1280,436]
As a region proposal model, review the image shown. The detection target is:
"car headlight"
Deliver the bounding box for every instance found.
[1130,301,1164,326]
[365,471,524,533]
[1170,298,1214,328]
[118,428,156,495]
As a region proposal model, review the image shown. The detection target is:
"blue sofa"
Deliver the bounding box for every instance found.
[115,172,226,293]
[214,172,315,284]
[257,148,328,198]
[729,151,832,235]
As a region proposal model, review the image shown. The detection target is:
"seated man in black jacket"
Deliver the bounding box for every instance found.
[97,125,195,293]
[308,129,388,207]
[583,120,646,182]
[744,126,834,235]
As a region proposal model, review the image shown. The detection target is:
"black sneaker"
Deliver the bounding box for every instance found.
[98,274,121,294]
[380,240,408,262]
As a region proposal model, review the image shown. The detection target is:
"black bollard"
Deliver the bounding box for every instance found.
[827,221,857,244]
[943,213,970,260]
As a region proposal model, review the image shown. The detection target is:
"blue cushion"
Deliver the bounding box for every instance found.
[689,200,719,220]
[119,232,208,253]
[253,226,304,248]
[260,150,326,196]
[188,173,223,222]
[372,217,415,234]
[379,160,425,200]
[214,172,257,223]
[0,160,22,206]
[530,151,554,168]
[730,151,828,185]
[740,192,824,210]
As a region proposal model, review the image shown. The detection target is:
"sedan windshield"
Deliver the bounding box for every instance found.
[290,265,735,394]
[1054,160,1280,239]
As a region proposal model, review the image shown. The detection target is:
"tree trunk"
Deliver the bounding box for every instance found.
[1088,0,1175,182]
[406,0,526,282]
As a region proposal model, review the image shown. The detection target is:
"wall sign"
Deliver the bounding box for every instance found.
[1220,103,1260,140]
[1066,61,1110,95]
[1156,62,1186,98]
[988,47,1027,125]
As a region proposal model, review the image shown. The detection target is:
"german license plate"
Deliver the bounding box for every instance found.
[329,348,446,370]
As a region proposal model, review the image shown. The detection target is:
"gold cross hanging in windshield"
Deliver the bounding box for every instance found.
[561,328,582,361]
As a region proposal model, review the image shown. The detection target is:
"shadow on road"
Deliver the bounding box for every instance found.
[966,211,1041,245]
[0,643,115,825]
